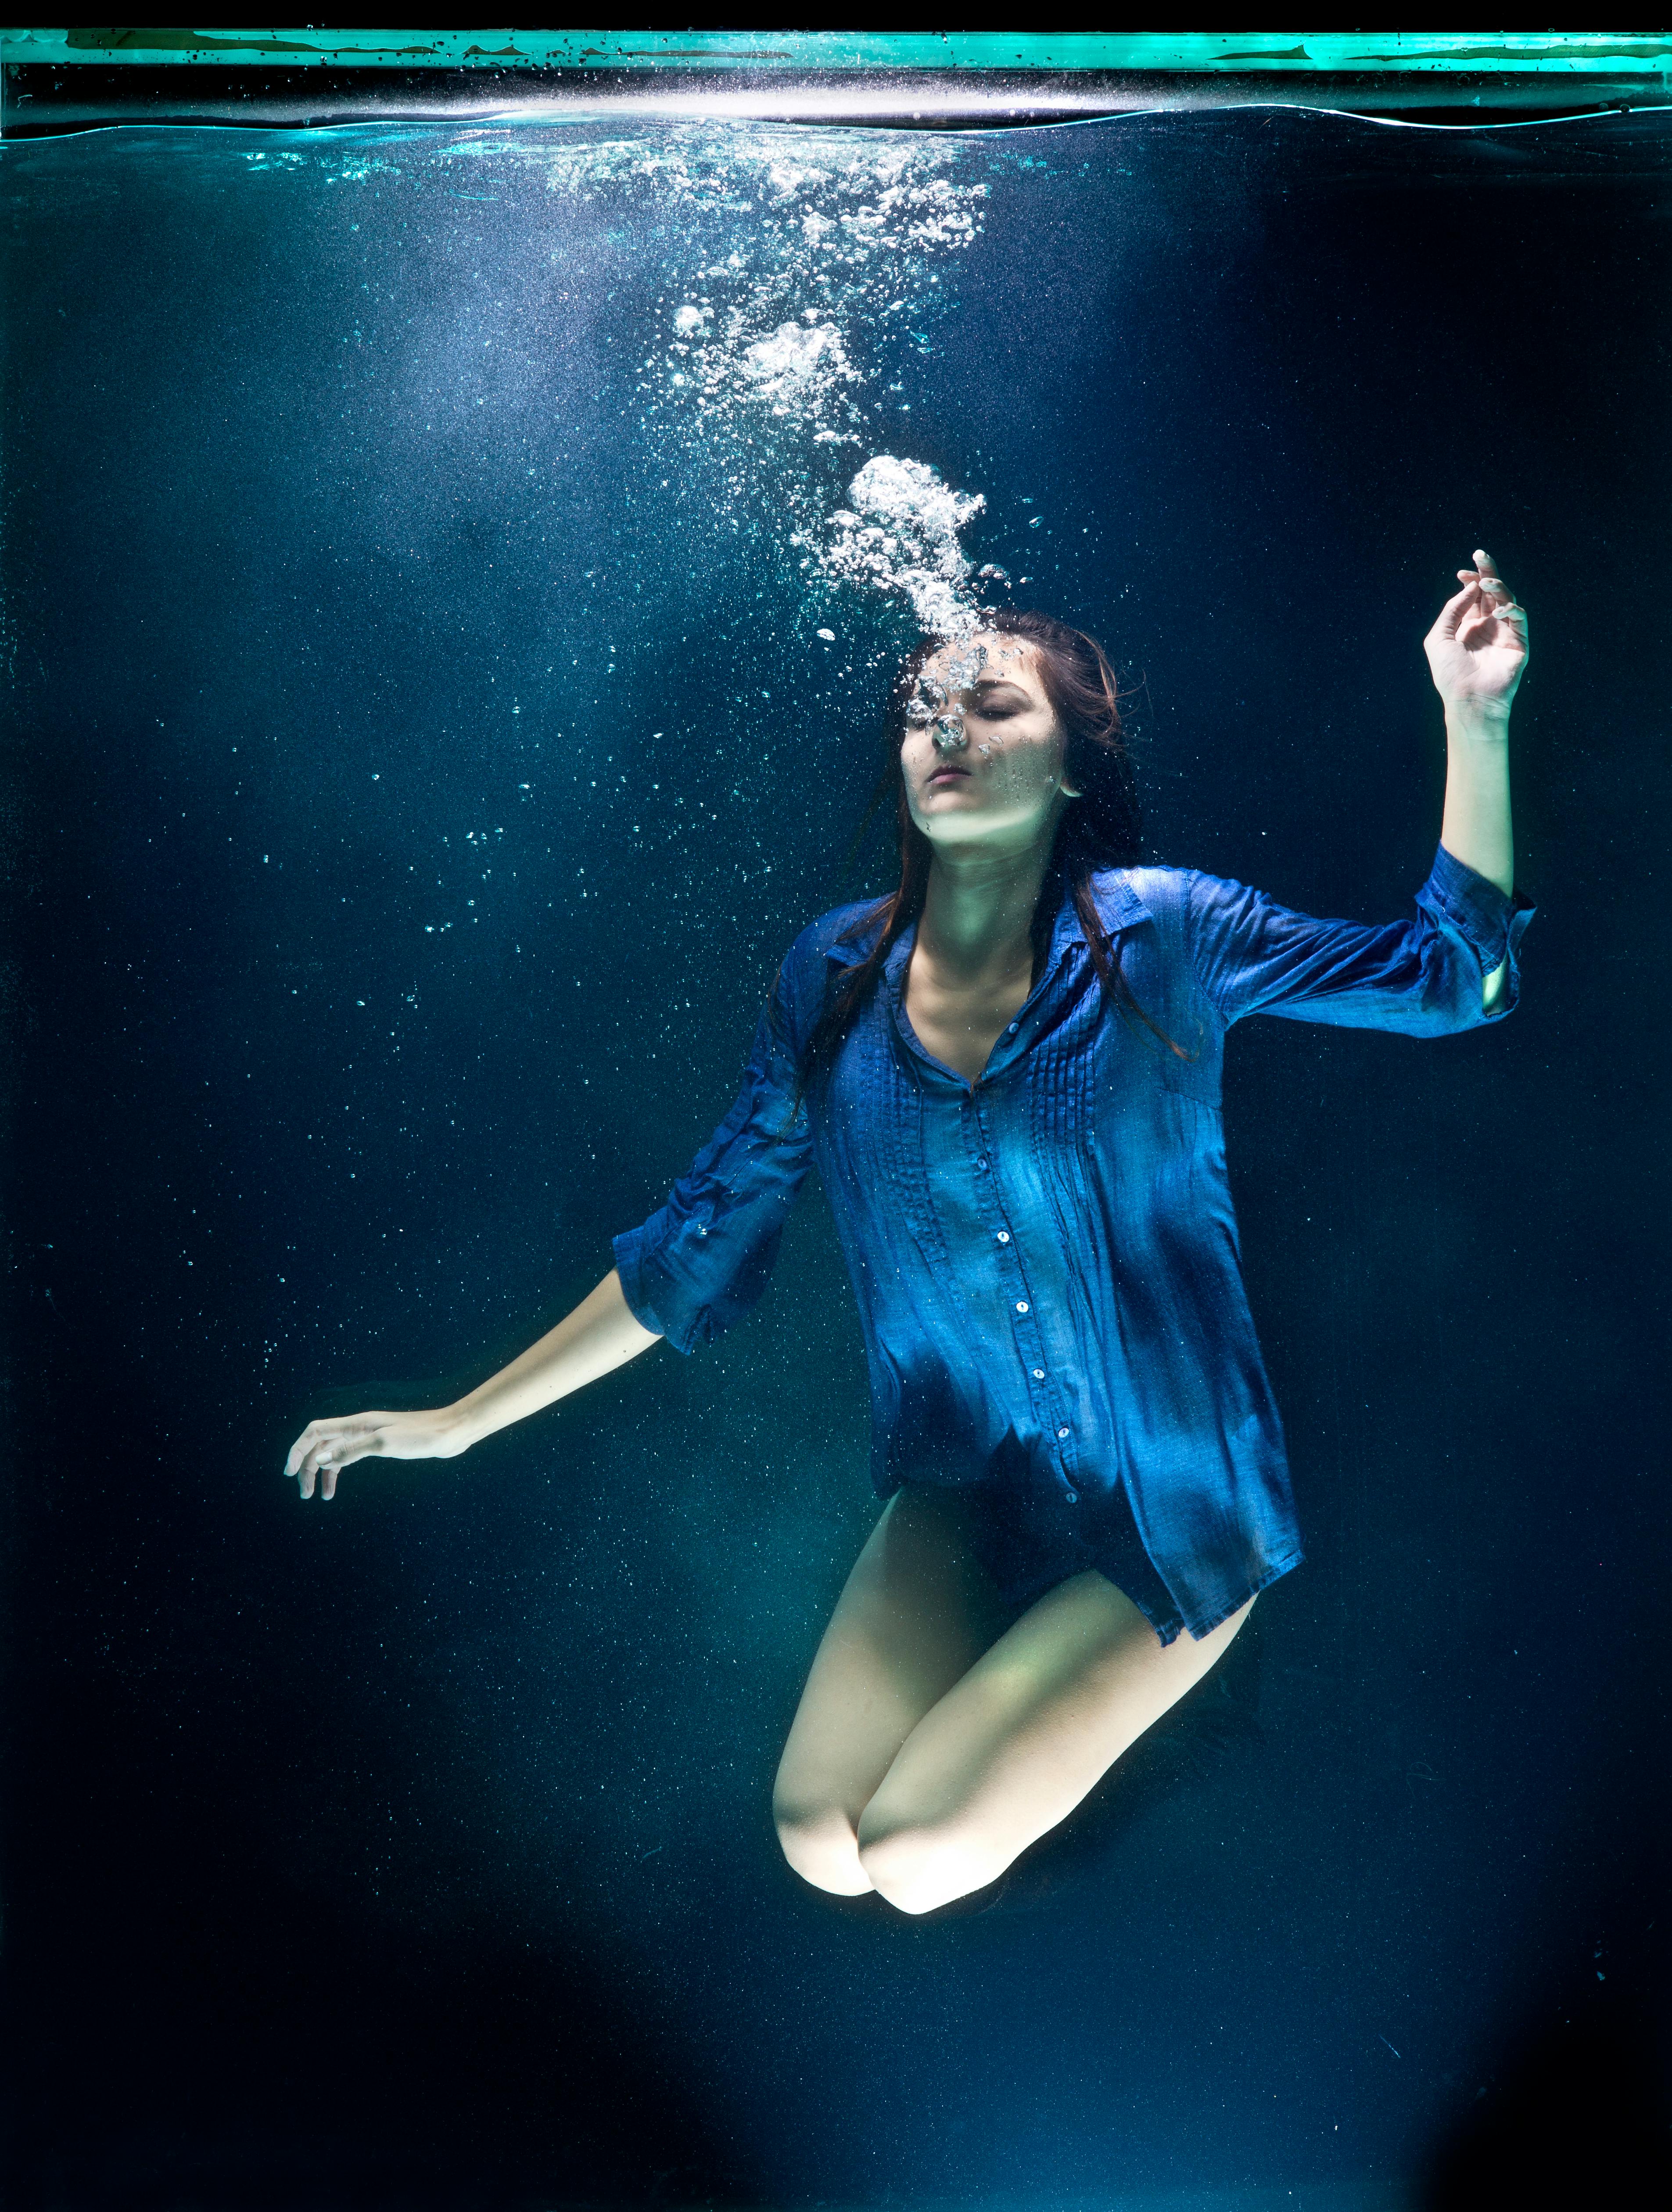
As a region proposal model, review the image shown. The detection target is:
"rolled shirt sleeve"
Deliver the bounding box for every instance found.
[1184,843,1535,1035]
[612,988,815,1353]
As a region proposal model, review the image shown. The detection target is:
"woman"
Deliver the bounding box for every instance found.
[287,553,1531,1917]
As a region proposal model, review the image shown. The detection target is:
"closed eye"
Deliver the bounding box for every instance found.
[965,683,1030,718]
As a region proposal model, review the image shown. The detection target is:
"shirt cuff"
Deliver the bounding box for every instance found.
[611,1225,688,1353]
[1424,842,1536,980]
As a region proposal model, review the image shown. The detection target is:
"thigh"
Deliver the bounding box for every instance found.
[773,1486,1009,1829]
[858,1570,1250,1871]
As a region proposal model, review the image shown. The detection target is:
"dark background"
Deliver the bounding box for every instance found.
[2,108,1668,2208]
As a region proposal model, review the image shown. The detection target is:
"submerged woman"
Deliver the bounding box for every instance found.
[287,554,1530,1915]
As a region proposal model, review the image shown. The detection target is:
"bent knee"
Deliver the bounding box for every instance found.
[772,1798,872,1897]
[856,1817,1004,1916]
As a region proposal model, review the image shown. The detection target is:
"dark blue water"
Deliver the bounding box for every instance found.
[3,107,1668,2208]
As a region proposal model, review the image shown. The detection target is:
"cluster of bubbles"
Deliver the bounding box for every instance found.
[902,637,1029,759]
[905,643,985,754]
[823,456,988,639]
[308,129,1013,644]
[535,128,996,638]
[663,299,863,438]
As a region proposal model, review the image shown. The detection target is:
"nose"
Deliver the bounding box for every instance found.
[932,716,967,754]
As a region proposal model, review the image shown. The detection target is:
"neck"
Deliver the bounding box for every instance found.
[916,827,1058,983]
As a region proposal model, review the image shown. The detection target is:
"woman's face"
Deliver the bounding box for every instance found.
[901,633,1075,853]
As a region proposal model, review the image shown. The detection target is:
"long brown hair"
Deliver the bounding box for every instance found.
[791,608,1190,1096]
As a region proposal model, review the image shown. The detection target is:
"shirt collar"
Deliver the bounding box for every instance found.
[825,925,880,972]
[836,870,1150,1085]
[823,870,1151,973]
[1077,868,1152,940]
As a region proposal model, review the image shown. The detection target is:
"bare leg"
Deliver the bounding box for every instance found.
[857,1570,1250,1913]
[772,1488,1008,1895]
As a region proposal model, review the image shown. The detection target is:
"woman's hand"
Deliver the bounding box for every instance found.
[1424,550,1528,718]
[285,1406,469,1500]
[281,1272,659,1503]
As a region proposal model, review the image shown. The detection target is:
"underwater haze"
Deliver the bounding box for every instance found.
[3,105,1671,2208]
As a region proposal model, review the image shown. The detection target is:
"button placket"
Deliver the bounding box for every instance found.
[969,1092,1078,1495]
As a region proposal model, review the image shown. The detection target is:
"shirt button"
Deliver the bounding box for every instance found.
[1057,1426,1070,1439]
[1007,1021,1019,1033]
[975,1156,988,1171]
[1064,1489,1079,1504]
[1032,1367,1045,1379]
[1015,1300,1030,1314]
[996,1230,1011,1244]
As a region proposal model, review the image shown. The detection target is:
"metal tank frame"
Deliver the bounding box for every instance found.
[3,27,1670,136]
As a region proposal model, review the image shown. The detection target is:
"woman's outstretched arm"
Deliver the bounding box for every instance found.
[1426,549,1527,1005]
[284,1269,660,1500]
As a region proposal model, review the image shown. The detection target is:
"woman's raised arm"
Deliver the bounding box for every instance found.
[1426,550,1527,1006]
[284,1269,661,1500]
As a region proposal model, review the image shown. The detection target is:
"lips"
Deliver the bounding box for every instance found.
[928,766,971,785]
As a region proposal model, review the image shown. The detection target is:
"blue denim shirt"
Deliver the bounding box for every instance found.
[614,847,1532,1640]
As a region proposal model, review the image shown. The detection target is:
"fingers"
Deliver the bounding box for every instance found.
[1457,550,1515,605]
[1430,580,1481,640]
[298,1435,341,1500]
[287,1420,336,1495]
[1457,550,1503,583]
[1445,551,1523,650]
[285,1416,387,1500]
[1461,585,1523,631]
[296,1438,342,1500]
[298,1439,340,1500]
